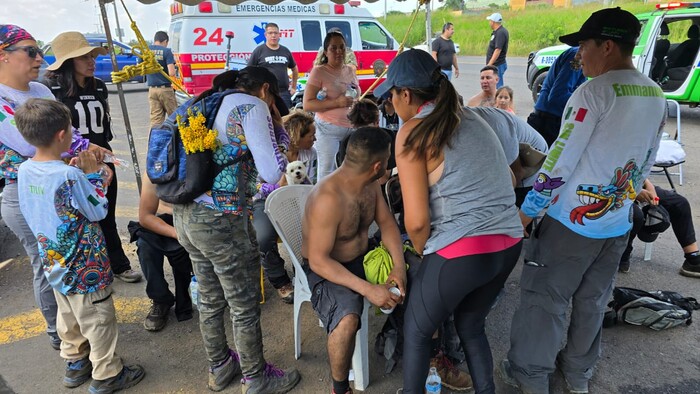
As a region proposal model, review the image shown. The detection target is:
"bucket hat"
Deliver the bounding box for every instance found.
[46,32,108,71]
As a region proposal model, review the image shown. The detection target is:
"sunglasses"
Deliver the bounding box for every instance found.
[5,45,44,59]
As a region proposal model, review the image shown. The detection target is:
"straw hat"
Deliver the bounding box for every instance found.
[46,32,108,71]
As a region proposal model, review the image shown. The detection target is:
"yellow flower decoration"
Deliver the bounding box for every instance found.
[177,108,219,154]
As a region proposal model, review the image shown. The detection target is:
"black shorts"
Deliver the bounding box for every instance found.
[303,253,366,335]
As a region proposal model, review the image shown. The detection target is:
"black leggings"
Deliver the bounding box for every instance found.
[402,241,522,394]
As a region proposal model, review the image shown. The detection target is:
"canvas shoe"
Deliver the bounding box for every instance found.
[63,358,92,388]
[430,352,473,391]
[114,269,142,283]
[88,364,145,394]
[208,349,241,392]
[240,363,301,394]
[143,302,171,332]
[680,259,700,278]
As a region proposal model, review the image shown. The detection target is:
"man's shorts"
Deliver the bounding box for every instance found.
[303,253,366,335]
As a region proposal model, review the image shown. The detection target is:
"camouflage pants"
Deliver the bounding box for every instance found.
[173,203,265,378]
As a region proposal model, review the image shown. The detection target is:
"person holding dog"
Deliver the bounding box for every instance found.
[373,49,523,394]
[252,110,317,304]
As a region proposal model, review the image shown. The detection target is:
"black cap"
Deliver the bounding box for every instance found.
[637,204,671,243]
[559,7,640,46]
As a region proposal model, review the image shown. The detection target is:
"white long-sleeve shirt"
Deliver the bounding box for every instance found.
[521,70,666,239]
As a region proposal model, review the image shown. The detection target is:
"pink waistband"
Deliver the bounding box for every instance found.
[436,234,521,259]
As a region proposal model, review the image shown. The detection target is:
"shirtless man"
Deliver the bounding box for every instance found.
[467,65,499,107]
[302,126,407,394]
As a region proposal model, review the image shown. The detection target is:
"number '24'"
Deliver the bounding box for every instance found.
[193,28,227,46]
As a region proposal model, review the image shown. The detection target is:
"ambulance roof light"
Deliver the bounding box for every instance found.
[198,1,213,13]
[349,0,361,6]
[319,4,331,14]
[334,4,345,14]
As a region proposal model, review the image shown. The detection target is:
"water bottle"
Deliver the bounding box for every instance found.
[316,87,327,101]
[189,275,199,310]
[345,84,358,99]
[425,366,441,393]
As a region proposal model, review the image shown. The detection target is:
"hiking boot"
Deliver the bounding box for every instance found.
[208,349,241,392]
[618,258,631,273]
[430,352,473,391]
[115,269,142,283]
[680,259,700,278]
[240,363,301,394]
[143,302,171,332]
[88,364,145,394]
[49,332,61,350]
[277,283,294,304]
[63,357,92,388]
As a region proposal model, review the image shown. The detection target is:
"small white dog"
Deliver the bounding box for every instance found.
[285,160,309,185]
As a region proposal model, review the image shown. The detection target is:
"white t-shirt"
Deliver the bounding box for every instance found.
[521,69,667,239]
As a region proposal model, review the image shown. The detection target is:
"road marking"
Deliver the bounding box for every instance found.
[0,297,152,346]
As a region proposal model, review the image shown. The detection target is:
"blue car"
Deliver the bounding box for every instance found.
[41,35,144,83]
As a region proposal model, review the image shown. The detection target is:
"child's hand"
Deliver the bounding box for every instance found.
[99,164,114,187]
[75,151,100,174]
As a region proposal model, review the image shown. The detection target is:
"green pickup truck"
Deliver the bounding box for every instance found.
[526,2,700,105]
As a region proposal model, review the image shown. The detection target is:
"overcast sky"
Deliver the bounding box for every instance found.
[6,0,417,44]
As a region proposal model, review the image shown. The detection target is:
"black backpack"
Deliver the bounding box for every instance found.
[607,286,700,330]
[146,89,251,204]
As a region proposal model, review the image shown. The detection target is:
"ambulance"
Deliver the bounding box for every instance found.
[168,0,399,103]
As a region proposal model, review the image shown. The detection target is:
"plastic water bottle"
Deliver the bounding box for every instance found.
[189,275,199,310]
[316,87,327,101]
[425,367,441,393]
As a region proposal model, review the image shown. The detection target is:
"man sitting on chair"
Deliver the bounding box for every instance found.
[618,179,700,277]
[302,126,407,394]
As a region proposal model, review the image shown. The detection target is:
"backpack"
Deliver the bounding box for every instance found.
[146,89,251,204]
[607,286,700,330]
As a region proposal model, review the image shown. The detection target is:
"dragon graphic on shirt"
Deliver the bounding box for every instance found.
[569,160,639,225]
[37,179,110,293]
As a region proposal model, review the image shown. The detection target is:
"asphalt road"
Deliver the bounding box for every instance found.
[0,56,699,393]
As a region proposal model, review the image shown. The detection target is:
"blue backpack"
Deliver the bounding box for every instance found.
[146,89,251,204]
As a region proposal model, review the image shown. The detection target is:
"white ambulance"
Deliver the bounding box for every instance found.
[168,0,399,103]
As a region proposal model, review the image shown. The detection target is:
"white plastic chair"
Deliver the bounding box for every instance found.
[264,185,370,391]
[652,99,685,189]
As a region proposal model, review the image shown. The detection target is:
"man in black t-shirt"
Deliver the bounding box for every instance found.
[248,22,298,109]
[486,13,509,88]
[431,23,459,81]
[147,31,177,127]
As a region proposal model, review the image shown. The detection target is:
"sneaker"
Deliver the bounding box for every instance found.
[240,363,301,394]
[49,332,61,350]
[430,352,473,391]
[277,283,294,304]
[618,259,631,273]
[143,302,172,332]
[114,269,142,283]
[680,260,700,278]
[64,358,92,388]
[88,364,145,394]
[208,349,241,392]
[563,376,589,394]
[498,359,538,394]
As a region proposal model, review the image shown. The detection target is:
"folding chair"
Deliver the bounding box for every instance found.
[652,99,685,190]
[264,185,370,391]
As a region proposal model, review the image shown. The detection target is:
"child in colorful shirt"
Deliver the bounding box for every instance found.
[15,98,145,393]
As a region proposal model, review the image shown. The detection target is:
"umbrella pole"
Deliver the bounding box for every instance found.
[98,0,143,194]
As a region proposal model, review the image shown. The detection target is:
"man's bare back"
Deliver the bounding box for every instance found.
[303,171,379,263]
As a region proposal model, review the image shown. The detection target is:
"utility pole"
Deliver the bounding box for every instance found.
[426,0,432,48]
[112,1,124,42]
